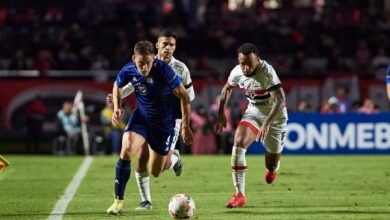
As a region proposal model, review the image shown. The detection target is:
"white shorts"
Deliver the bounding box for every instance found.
[170,119,182,150]
[240,103,288,153]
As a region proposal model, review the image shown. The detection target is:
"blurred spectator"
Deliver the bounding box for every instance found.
[297,100,311,113]
[90,53,110,70]
[377,15,390,31]
[8,49,29,70]
[32,49,55,77]
[320,96,340,114]
[355,41,371,73]
[190,105,217,155]
[274,54,290,77]
[56,101,87,154]
[57,41,79,70]
[25,95,48,153]
[327,46,347,72]
[335,86,351,113]
[290,50,305,76]
[371,48,390,80]
[210,95,233,154]
[0,0,388,81]
[100,102,126,154]
[357,98,380,114]
[195,55,217,72]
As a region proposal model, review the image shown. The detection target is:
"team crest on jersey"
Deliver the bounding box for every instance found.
[146,77,154,84]
[132,76,137,82]
[138,84,148,96]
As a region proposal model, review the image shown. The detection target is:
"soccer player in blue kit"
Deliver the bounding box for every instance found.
[107,40,193,215]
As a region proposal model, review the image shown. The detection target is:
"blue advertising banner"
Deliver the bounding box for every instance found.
[247,113,390,154]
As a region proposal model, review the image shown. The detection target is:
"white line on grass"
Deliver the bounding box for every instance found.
[48,156,93,220]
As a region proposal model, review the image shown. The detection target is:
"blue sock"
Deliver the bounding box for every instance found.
[114,159,131,200]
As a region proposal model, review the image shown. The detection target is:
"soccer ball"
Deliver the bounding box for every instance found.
[168,194,195,219]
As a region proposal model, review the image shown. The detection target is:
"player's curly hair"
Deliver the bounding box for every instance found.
[134,41,154,55]
[237,43,259,56]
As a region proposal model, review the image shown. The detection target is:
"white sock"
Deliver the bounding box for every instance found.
[169,152,179,170]
[231,146,247,195]
[135,171,151,202]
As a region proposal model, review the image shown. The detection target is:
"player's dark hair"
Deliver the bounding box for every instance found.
[158,29,177,39]
[134,41,154,55]
[237,43,259,56]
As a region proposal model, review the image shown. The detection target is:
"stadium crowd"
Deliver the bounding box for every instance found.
[0,0,389,79]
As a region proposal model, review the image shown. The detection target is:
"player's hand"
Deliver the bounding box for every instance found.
[181,125,193,145]
[257,123,270,142]
[215,114,227,134]
[106,94,113,105]
[112,108,123,126]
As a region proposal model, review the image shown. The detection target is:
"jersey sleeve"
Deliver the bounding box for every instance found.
[262,61,282,92]
[387,64,390,84]
[115,66,132,88]
[162,62,182,91]
[181,64,195,101]
[227,66,241,88]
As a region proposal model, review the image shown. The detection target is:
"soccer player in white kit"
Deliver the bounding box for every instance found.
[215,43,288,208]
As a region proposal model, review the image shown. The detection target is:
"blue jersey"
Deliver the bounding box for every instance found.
[115,59,182,125]
[387,65,390,84]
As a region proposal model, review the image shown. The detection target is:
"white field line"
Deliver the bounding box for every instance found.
[47,156,93,220]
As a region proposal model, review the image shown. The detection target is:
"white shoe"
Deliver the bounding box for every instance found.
[135,200,152,210]
[172,149,183,176]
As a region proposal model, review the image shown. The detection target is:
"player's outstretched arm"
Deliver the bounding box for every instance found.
[257,87,286,142]
[111,82,123,126]
[215,82,233,134]
[173,84,193,145]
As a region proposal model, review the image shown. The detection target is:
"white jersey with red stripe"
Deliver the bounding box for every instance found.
[228,59,280,105]
[227,59,288,153]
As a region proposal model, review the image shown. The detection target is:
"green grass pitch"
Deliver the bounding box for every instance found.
[1,155,390,219]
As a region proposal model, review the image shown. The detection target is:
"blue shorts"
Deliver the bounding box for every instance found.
[124,110,175,156]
